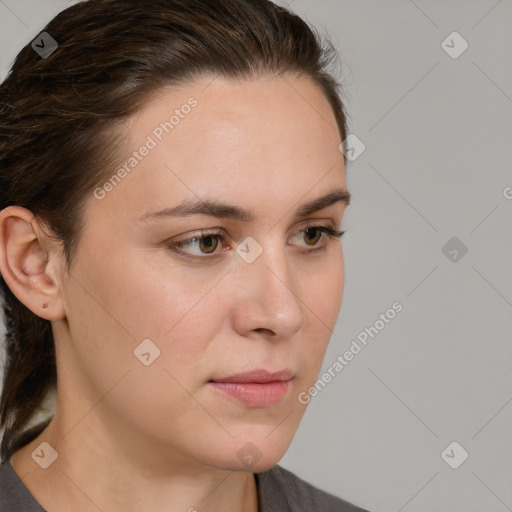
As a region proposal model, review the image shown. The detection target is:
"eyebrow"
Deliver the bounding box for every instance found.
[137,188,351,223]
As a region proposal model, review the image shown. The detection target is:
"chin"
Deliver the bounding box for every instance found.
[225,433,293,473]
[218,453,285,474]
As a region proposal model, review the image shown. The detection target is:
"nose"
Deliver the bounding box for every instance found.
[231,243,306,340]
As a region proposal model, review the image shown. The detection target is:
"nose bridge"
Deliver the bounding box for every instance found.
[234,236,305,335]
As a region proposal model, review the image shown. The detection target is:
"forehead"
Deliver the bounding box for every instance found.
[130,74,342,159]
[89,75,346,224]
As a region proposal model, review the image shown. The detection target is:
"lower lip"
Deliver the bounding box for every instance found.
[208,380,292,407]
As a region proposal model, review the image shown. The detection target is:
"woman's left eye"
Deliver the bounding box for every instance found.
[166,225,345,259]
[292,225,345,248]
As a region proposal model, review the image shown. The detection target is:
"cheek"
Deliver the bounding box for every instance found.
[61,253,228,436]
[291,248,345,383]
[303,247,345,325]
[80,242,224,341]
[61,247,221,392]
[97,250,229,374]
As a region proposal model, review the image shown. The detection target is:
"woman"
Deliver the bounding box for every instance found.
[0,0,370,510]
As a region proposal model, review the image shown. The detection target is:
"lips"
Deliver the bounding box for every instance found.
[208,369,294,407]
[209,368,294,384]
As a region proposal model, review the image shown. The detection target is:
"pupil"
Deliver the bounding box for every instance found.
[201,236,217,253]
[306,228,320,245]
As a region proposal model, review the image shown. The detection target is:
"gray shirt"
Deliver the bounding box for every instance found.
[0,424,370,512]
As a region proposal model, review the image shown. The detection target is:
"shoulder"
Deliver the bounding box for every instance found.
[0,421,50,512]
[0,459,46,511]
[256,464,371,512]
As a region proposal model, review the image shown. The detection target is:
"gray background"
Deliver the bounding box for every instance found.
[1,1,511,511]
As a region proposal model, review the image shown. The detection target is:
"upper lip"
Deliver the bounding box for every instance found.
[210,369,294,384]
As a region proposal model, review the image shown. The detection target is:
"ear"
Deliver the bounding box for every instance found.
[0,206,66,321]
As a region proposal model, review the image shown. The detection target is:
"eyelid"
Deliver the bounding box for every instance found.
[165,222,345,260]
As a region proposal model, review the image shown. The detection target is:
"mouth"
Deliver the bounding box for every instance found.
[208,368,294,408]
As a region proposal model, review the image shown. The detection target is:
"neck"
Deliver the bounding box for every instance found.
[10,416,260,512]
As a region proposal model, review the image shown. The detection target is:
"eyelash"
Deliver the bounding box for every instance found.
[166,224,346,260]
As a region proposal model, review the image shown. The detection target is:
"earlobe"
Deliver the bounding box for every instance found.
[0,206,65,321]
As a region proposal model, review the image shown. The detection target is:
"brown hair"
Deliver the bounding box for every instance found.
[0,0,349,461]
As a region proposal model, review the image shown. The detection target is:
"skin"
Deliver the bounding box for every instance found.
[1,74,349,512]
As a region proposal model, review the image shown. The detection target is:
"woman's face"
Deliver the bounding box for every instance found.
[54,75,349,472]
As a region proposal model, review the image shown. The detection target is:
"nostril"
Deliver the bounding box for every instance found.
[254,328,274,336]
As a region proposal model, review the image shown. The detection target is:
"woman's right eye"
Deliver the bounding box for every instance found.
[165,229,227,259]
